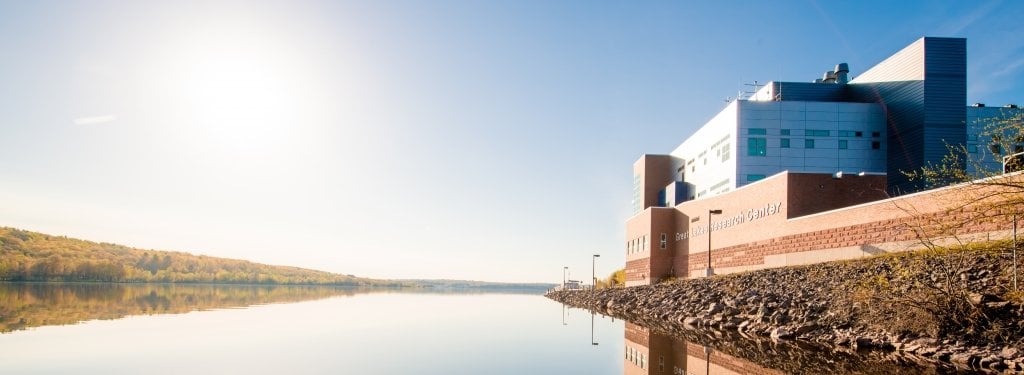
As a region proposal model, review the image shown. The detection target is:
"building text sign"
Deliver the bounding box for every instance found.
[676,202,782,240]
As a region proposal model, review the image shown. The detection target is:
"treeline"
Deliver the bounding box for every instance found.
[0,227,402,286]
[398,279,555,292]
[595,269,626,289]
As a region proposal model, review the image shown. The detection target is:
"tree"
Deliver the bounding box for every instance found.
[862,110,1024,340]
[905,108,1024,217]
[595,269,626,289]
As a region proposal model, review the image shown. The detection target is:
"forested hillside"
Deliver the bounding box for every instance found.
[0,227,398,286]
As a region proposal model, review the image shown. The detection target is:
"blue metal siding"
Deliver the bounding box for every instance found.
[850,79,926,193]
[772,82,851,102]
[922,38,967,186]
[847,37,966,194]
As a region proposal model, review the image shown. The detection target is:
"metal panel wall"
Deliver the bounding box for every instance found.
[922,38,968,170]
[848,37,966,194]
[770,82,851,102]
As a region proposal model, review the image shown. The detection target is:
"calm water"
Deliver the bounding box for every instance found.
[0,283,969,374]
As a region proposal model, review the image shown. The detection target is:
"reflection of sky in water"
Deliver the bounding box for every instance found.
[0,291,624,374]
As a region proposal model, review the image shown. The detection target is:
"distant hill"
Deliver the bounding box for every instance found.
[397,279,556,292]
[0,227,401,286]
[0,227,556,290]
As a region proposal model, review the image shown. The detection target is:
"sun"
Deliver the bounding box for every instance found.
[147,24,322,158]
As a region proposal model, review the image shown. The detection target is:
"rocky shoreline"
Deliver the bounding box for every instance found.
[546,247,1024,373]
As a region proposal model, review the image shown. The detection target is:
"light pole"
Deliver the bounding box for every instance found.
[562,303,567,325]
[592,254,601,289]
[563,266,568,290]
[703,346,712,375]
[707,209,723,277]
[1014,211,1018,292]
[590,311,599,346]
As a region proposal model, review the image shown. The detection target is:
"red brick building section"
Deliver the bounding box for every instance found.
[626,171,1021,286]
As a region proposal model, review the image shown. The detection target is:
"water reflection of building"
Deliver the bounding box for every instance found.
[624,323,785,375]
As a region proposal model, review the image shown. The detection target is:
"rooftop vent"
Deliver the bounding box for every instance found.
[822,71,837,83]
[834,63,849,84]
[1005,104,1019,109]
[816,63,849,84]
[973,103,986,107]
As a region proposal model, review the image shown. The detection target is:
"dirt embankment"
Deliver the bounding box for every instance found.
[547,246,1024,372]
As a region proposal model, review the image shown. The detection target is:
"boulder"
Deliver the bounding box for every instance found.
[707,303,723,314]
[1001,346,1020,359]
[853,337,874,350]
[949,352,976,365]
[980,355,1004,369]
[770,327,794,340]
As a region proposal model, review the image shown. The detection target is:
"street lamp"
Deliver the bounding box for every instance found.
[592,254,601,289]
[1013,212,1018,292]
[563,266,568,290]
[590,311,599,346]
[703,346,712,375]
[707,209,723,277]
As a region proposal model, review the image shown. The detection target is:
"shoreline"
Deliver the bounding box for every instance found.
[546,247,1023,372]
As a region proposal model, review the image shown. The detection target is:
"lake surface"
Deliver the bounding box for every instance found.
[0,283,973,374]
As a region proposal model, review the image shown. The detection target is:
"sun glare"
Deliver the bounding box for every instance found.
[150,25,322,158]
[183,53,295,151]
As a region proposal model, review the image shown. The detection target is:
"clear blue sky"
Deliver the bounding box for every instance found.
[1,1,1022,283]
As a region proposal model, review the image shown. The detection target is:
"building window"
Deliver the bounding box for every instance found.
[780,129,791,136]
[805,139,815,148]
[838,140,848,149]
[967,134,978,141]
[747,174,766,182]
[780,138,790,148]
[632,174,641,214]
[748,128,767,135]
[872,131,881,138]
[807,129,829,137]
[660,233,667,249]
[721,143,731,161]
[748,138,767,156]
[872,141,880,150]
[991,144,1003,154]
[855,131,863,137]
[838,130,854,137]
[968,144,979,153]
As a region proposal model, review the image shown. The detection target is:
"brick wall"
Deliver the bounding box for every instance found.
[685,342,787,375]
[625,258,649,285]
[626,171,1023,283]
[687,201,1017,273]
